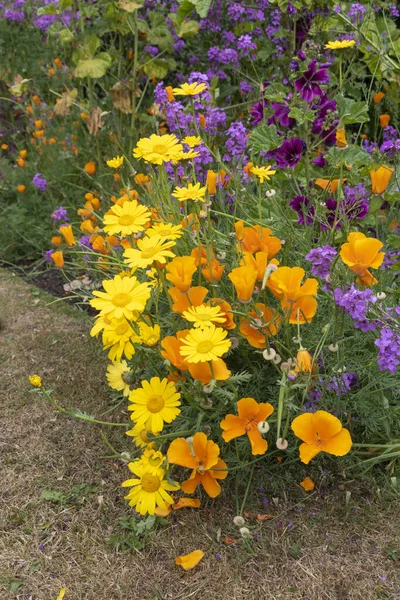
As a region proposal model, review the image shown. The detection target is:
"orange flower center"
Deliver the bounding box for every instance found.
[112,293,131,307]
[146,395,165,413]
[197,340,214,354]
[118,214,135,226]
[244,417,257,431]
[141,473,161,493]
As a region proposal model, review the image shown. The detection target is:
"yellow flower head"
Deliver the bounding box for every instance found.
[133,134,183,165]
[106,155,124,169]
[102,317,141,361]
[128,376,181,433]
[182,304,226,328]
[172,82,207,96]
[171,182,206,202]
[146,222,183,240]
[126,422,158,448]
[182,136,202,148]
[174,149,200,161]
[325,40,356,50]
[103,200,151,237]
[139,321,160,346]
[136,447,166,474]
[106,360,131,396]
[90,274,151,320]
[250,165,276,183]
[122,462,179,515]
[29,374,42,387]
[179,325,231,364]
[123,235,176,269]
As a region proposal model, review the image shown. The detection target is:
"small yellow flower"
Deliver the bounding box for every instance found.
[250,165,276,183]
[174,150,200,161]
[29,374,42,387]
[106,360,131,396]
[146,222,183,240]
[123,235,176,269]
[106,155,124,169]
[182,136,202,148]
[180,325,231,364]
[325,40,356,50]
[171,182,206,202]
[139,322,161,346]
[182,304,226,329]
[172,82,207,96]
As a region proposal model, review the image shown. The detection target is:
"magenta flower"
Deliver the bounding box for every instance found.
[295,60,330,102]
[275,138,304,168]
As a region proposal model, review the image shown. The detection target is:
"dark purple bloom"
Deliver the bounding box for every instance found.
[250,101,265,125]
[275,138,304,168]
[32,173,47,192]
[289,195,315,225]
[295,60,330,102]
[270,101,295,128]
[305,245,337,279]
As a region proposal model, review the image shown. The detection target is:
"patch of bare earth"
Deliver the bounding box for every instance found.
[0,269,399,600]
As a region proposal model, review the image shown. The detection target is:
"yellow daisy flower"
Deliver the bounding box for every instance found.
[250,165,276,183]
[90,314,112,338]
[128,376,181,433]
[171,182,207,202]
[29,374,42,387]
[172,82,207,96]
[145,267,161,288]
[182,136,202,148]
[133,134,183,165]
[106,155,124,169]
[102,317,141,361]
[136,448,166,474]
[126,423,158,448]
[325,40,356,50]
[174,150,200,160]
[122,462,179,515]
[146,222,183,240]
[90,274,151,320]
[139,322,160,346]
[123,235,176,269]
[182,304,226,328]
[180,325,231,363]
[103,200,151,237]
[106,360,131,396]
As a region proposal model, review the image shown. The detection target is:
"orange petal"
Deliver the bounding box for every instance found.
[175,550,205,570]
[299,477,315,491]
[311,411,342,441]
[299,443,321,464]
[168,438,198,469]
[322,428,352,457]
[173,498,201,510]
[247,428,268,455]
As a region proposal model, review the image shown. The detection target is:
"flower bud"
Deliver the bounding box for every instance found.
[257,421,270,434]
[276,438,288,450]
[239,527,251,539]
[328,343,338,352]
[377,292,386,300]
[263,348,276,361]
[233,516,245,527]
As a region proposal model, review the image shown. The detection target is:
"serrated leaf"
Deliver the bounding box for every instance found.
[74,53,112,79]
[40,489,67,503]
[249,124,280,154]
[335,94,369,125]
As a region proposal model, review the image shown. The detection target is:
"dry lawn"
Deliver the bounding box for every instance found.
[1,268,399,600]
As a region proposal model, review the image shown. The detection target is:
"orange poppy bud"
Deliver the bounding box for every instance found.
[199,114,206,129]
[51,236,62,246]
[59,224,76,247]
[165,256,197,292]
[35,120,43,129]
[373,91,385,104]
[1,143,8,150]
[128,49,133,59]
[80,219,96,233]
[32,95,41,104]
[17,184,26,193]
[165,86,175,102]
[295,348,313,373]
[228,266,257,303]
[80,112,89,121]
[379,114,390,128]
[48,68,55,76]
[19,150,27,159]
[33,130,45,139]
[54,58,62,68]
[370,166,394,195]
[16,157,26,168]
[51,250,64,268]
[90,197,100,210]
[84,161,96,176]
[243,161,254,176]
[113,173,121,182]
[335,127,347,149]
[48,137,57,144]
[134,173,151,186]
[205,169,217,195]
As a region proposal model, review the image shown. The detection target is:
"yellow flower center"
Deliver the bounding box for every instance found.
[118,214,135,226]
[197,340,214,354]
[196,312,212,321]
[140,430,150,442]
[141,247,158,259]
[112,293,131,307]
[115,322,130,335]
[148,455,162,467]
[146,395,165,413]
[153,144,168,155]
[141,473,161,493]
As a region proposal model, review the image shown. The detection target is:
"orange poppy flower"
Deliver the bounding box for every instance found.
[191,245,214,267]
[16,157,26,168]
[315,178,347,193]
[336,127,347,149]
[373,91,385,104]
[51,250,64,268]
[84,161,96,175]
[220,397,274,455]
[281,295,318,325]
[199,114,206,128]
[240,252,279,282]
[188,358,231,385]
[267,267,318,323]
[161,330,191,370]
[90,234,110,255]
[80,219,96,233]
[243,161,253,176]
[19,150,27,159]
[51,236,62,246]
[165,86,175,102]
[59,224,76,247]
[135,173,151,186]
[175,550,204,571]
[168,286,208,313]
[240,303,280,348]
[234,220,281,258]
[295,348,313,373]
[379,114,390,128]
[206,169,218,194]
[165,256,197,292]
[33,95,41,104]
[173,497,201,510]
[35,119,43,129]
[33,129,44,139]
[202,259,224,283]
[54,57,63,68]
[17,185,26,193]
[339,232,384,277]
[370,166,394,195]
[168,432,228,498]
[291,410,352,464]
[210,298,236,330]
[356,270,377,287]
[228,266,257,303]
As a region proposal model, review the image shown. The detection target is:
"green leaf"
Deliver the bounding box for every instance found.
[146,11,174,50]
[289,542,301,560]
[178,19,200,38]
[85,34,101,59]
[40,489,67,503]
[74,53,112,79]
[117,0,143,11]
[335,94,369,125]
[59,0,73,9]
[59,29,74,45]
[190,0,212,18]
[175,0,195,24]
[37,4,57,15]
[143,58,176,80]
[248,124,281,154]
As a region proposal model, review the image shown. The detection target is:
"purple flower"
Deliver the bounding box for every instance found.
[347,3,367,22]
[375,327,400,374]
[275,138,304,168]
[32,173,47,192]
[224,121,248,161]
[270,101,295,128]
[305,245,337,279]
[144,45,159,57]
[295,60,330,102]
[250,100,265,125]
[4,9,24,22]
[334,285,377,329]
[237,34,257,54]
[327,372,360,396]
[51,206,68,222]
[240,81,253,95]
[289,195,315,225]
[45,249,54,262]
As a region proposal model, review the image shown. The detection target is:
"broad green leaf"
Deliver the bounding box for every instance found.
[117,0,143,11]
[59,29,74,45]
[178,19,200,38]
[191,0,212,18]
[143,58,176,80]
[85,34,101,59]
[59,0,73,9]
[335,94,369,125]
[175,0,195,24]
[74,53,112,79]
[248,124,280,154]
[37,4,57,15]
